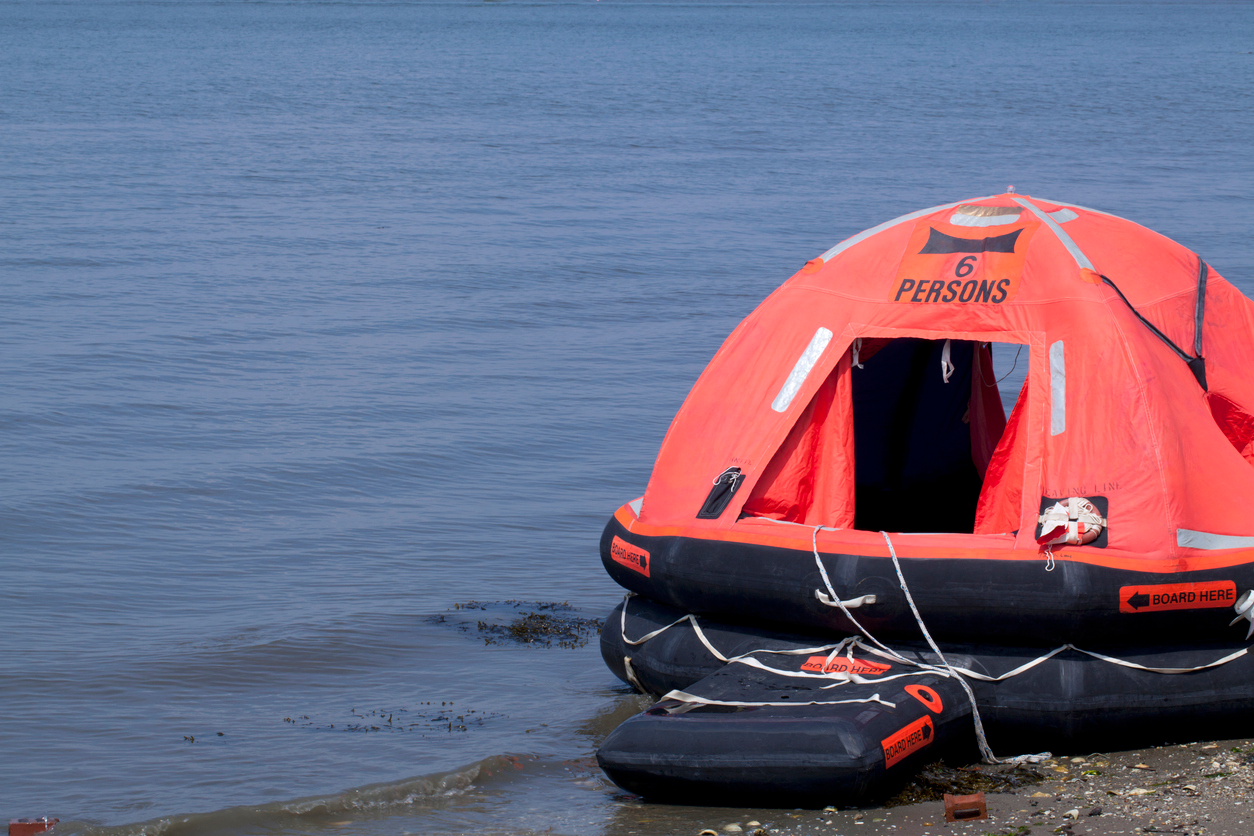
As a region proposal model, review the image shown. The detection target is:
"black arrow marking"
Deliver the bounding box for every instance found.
[921,722,931,741]
[1127,591,1150,610]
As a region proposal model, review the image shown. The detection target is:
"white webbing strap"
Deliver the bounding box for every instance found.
[881,531,1014,763]
[622,656,646,692]
[622,590,1254,687]
[810,528,1043,763]
[618,536,1252,757]
[660,689,894,710]
[811,525,914,665]
[1072,644,1250,675]
[942,646,1071,682]
[731,654,944,687]
[620,595,895,681]
[619,592,732,660]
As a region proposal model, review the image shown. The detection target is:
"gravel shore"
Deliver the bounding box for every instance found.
[676,738,1252,836]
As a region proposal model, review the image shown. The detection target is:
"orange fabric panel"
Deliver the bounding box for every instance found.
[636,194,1254,562]
[890,216,1039,307]
[1065,210,1199,311]
[974,376,1028,535]
[741,353,855,527]
[856,337,891,365]
[968,343,1008,477]
[1197,277,1254,422]
[1207,392,1254,465]
[637,298,853,528]
[1034,297,1172,556]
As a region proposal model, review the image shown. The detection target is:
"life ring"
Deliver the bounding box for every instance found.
[1036,497,1106,546]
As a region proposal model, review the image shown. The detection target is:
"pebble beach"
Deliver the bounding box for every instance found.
[617,739,1253,836]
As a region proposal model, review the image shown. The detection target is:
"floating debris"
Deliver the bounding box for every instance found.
[282,704,504,735]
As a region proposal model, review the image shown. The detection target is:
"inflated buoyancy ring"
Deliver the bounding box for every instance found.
[601,502,1254,645]
[1036,497,1107,546]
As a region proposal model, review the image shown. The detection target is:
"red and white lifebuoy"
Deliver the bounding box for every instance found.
[1037,498,1106,546]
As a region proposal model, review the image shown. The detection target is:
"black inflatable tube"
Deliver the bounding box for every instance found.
[601,515,1254,645]
[602,596,1254,755]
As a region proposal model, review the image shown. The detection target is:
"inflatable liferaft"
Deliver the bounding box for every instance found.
[596,596,1254,806]
[602,195,1254,645]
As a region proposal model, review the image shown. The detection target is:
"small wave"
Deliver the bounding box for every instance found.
[55,755,532,836]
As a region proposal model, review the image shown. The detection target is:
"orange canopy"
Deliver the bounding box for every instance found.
[639,195,1254,564]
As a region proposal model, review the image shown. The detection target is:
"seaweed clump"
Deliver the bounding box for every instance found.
[478,608,602,648]
[884,761,1045,806]
[434,600,603,648]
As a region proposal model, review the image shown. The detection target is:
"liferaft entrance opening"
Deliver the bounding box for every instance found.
[852,339,982,532]
[741,336,1028,533]
[850,338,1025,533]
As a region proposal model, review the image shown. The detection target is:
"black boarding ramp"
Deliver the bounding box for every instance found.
[597,644,973,807]
[601,596,1254,756]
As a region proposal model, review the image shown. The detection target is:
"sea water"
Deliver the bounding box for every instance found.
[1,1,1251,833]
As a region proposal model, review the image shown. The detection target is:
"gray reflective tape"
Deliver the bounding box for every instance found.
[1050,341,1065,435]
[1177,529,1254,550]
[628,497,643,516]
[1042,199,1123,221]
[949,212,1022,228]
[818,197,992,263]
[1048,208,1078,224]
[771,327,833,413]
[1013,196,1095,271]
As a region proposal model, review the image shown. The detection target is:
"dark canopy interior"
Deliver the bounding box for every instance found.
[852,338,983,532]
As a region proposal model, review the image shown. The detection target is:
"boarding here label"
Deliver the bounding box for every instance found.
[609,536,651,578]
[1119,581,1236,614]
[881,715,934,768]
[800,656,891,676]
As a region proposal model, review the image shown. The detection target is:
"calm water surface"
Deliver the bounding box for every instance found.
[1,1,1252,833]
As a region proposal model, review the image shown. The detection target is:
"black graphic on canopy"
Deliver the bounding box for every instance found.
[919,228,1023,254]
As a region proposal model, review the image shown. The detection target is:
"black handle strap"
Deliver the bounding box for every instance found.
[1101,254,1208,391]
[1194,256,1209,359]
